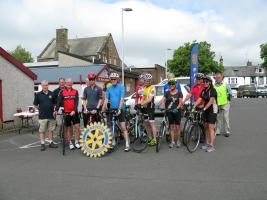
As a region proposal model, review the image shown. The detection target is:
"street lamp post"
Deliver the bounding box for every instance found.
[165,48,172,79]
[121,8,133,85]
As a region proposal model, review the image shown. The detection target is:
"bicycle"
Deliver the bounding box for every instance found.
[58,112,67,156]
[181,104,192,145]
[186,110,205,153]
[132,107,148,153]
[156,108,171,153]
[102,109,122,151]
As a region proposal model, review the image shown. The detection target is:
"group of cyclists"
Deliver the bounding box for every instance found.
[34,69,228,153]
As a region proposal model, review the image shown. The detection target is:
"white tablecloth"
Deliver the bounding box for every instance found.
[13,111,39,117]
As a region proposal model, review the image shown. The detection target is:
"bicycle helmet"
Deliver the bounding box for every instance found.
[195,73,204,80]
[139,73,146,79]
[109,72,120,79]
[88,72,96,79]
[144,73,152,81]
[203,75,212,82]
[168,79,177,85]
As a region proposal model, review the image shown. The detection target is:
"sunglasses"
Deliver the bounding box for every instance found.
[204,80,211,83]
[169,83,176,85]
[110,79,117,81]
[89,79,95,81]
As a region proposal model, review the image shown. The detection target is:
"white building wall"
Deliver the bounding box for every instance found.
[0,57,34,121]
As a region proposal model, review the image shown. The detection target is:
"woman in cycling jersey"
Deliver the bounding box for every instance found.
[160,79,183,148]
[193,76,218,152]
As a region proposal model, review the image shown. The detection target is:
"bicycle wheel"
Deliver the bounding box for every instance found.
[156,122,165,152]
[182,119,190,145]
[132,123,148,153]
[186,124,201,153]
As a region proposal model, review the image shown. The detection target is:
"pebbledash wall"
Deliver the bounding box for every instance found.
[0,56,35,121]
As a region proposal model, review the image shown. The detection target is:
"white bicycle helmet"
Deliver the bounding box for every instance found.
[109,72,120,79]
[144,73,152,81]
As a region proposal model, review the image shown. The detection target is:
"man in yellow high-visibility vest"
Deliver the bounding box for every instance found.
[214,72,232,137]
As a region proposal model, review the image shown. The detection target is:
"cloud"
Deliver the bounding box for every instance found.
[0,0,267,67]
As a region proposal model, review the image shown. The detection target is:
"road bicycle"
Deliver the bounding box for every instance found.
[132,107,149,153]
[186,110,205,153]
[156,108,171,153]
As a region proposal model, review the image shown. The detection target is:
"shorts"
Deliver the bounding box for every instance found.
[141,108,155,122]
[64,113,80,127]
[203,111,217,124]
[108,109,126,123]
[39,119,56,133]
[167,111,181,125]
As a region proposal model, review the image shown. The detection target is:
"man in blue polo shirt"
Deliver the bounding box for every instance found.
[103,72,130,152]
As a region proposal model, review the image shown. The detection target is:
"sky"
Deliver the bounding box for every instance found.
[1,0,267,67]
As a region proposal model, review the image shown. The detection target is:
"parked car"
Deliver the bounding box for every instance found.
[256,86,267,98]
[124,84,190,114]
[237,85,257,98]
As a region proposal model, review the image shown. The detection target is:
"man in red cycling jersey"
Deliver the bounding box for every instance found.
[182,73,205,108]
[55,78,81,150]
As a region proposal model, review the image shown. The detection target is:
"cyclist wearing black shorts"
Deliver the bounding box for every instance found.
[55,78,81,150]
[160,79,183,148]
[193,76,218,153]
[82,72,102,126]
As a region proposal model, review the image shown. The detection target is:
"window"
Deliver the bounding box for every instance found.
[259,77,264,85]
[251,77,255,84]
[230,78,237,84]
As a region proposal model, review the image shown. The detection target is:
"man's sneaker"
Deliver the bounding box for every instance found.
[206,145,215,153]
[40,144,46,151]
[224,132,230,137]
[49,142,58,148]
[169,142,175,148]
[176,140,181,148]
[201,143,209,150]
[124,146,131,152]
[149,138,156,146]
[69,143,75,150]
[75,143,81,149]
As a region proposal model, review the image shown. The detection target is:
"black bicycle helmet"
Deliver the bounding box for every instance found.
[203,75,212,82]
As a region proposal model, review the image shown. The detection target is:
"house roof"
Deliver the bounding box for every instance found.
[31,64,140,83]
[38,35,108,60]
[31,64,106,83]
[223,66,266,77]
[0,47,37,80]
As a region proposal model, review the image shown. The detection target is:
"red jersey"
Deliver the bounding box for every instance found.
[60,88,79,113]
[135,85,145,105]
[190,83,205,106]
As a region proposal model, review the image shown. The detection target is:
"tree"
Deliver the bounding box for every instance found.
[260,43,267,69]
[167,41,224,76]
[9,45,34,63]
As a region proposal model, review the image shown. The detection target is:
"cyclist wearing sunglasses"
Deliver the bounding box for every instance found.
[193,76,218,152]
[82,73,102,125]
[103,72,130,152]
[141,73,157,146]
[160,79,183,148]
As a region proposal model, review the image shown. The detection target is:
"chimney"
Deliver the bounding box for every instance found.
[247,60,252,67]
[219,56,223,66]
[55,28,69,60]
